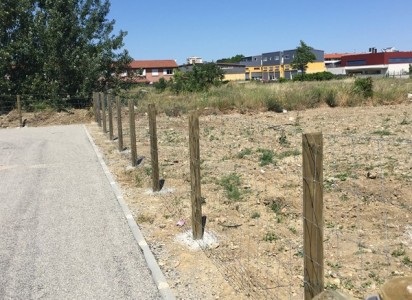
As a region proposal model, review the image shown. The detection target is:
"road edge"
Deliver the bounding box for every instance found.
[83,125,176,300]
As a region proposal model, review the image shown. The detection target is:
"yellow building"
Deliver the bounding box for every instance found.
[242,49,326,80]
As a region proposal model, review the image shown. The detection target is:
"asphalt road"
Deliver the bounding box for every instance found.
[0,125,161,300]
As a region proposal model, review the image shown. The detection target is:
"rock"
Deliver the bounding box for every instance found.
[312,290,357,300]
[367,172,377,179]
[380,276,412,300]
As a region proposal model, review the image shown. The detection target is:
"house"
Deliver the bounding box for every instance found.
[242,48,326,80]
[186,56,203,64]
[127,60,178,83]
[325,49,412,77]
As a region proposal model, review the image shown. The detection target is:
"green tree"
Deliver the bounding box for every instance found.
[169,63,224,93]
[291,40,316,75]
[0,0,131,106]
[409,64,412,78]
[0,0,38,94]
[217,54,245,63]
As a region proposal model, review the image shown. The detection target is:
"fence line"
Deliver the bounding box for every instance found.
[62,92,407,299]
[6,92,407,299]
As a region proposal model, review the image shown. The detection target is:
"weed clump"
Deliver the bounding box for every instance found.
[219,173,242,201]
[265,98,283,113]
[257,148,275,166]
[353,77,373,98]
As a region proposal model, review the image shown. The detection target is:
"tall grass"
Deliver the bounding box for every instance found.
[123,78,412,115]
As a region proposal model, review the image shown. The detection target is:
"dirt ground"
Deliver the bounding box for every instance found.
[2,102,411,299]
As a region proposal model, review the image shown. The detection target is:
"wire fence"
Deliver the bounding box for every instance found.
[0,94,92,115]
[89,93,411,299]
[6,92,409,299]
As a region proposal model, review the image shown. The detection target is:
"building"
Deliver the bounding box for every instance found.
[325,49,412,77]
[178,62,246,81]
[242,55,263,80]
[217,63,246,81]
[126,60,178,83]
[186,57,203,64]
[242,48,325,80]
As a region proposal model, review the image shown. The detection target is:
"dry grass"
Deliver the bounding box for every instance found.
[121,78,412,115]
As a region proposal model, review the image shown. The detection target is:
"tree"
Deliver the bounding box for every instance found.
[217,54,245,64]
[291,40,316,75]
[0,0,131,106]
[169,63,224,93]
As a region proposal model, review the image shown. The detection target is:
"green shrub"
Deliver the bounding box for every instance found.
[219,173,242,201]
[353,77,373,98]
[293,72,335,81]
[265,97,283,112]
[170,63,224,93]
[154,77,167,92]
[257,148,275,166]
[325,90,338,107]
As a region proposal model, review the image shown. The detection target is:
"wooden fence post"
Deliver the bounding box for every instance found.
[92,92,97,122]
[16,95,22,127]
[302,133,324,300]
[95,92,101,126]
[108,94,113,140]
[128,99,137,166]
[189,112,203,240]
[148,104,160,192]
[101,92,107,133]
[116,96,123,151]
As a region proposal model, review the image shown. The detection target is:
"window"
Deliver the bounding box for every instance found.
[163,69,173,75]
[284,55,289,59]
[389,57,412,64]
[152,69,158,76]
[275,56,279,60]
[347,60,366,66]
[263,57,267,61]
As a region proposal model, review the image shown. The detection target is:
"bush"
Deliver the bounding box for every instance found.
[325,90,338,107]
[353,77,373,98]
[170,63,224,94]
[265,98,283,112]
[154,78,167,92]
[277,77,288,83]
[293,71,335,82]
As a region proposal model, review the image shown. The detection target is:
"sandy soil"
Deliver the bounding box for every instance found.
[2,102,411,299]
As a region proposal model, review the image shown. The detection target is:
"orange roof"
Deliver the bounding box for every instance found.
[324,53,351,59]
[129,60,178,69]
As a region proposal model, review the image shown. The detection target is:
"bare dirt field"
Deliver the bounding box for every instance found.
[2,103,411,299]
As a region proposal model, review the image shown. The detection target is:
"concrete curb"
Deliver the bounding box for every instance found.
[83,125,176,300]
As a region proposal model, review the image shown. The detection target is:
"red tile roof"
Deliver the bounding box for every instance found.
[130,60,178,69]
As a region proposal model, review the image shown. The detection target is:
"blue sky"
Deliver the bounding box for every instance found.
[108,0,412,64]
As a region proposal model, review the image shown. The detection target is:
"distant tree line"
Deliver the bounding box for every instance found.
[216,54,245,64]
[0,0,131,108]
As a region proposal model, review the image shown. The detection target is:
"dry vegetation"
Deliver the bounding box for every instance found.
[2,79,412,299]
[123,78,412,116]
[86,98,411,299]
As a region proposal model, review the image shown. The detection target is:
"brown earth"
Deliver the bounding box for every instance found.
[2,102,411,299]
